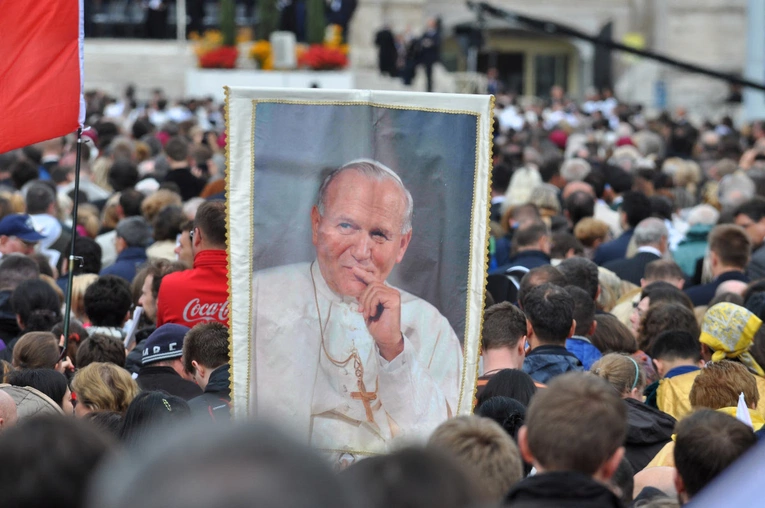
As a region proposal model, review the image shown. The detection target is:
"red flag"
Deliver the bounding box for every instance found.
[0,0,84,153]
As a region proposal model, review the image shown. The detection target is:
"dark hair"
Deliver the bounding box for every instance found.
[621,191,652,229]
[591,314,638,354]
[0,416,114,508]
[51,319,89,368]
[119,188,146,218]
[518,265,567,308]
[584,169,606,198]
[0,254,41,291]
[73,237,103,275]
[557,257,599,300]
[475,396,526,441]
[550,232,584,259]
[25,182,56,215]
[523,283,574,344]
[165,137,189,162]
[512,221,548,250]
[7,368,69,409]
[644,259,685,283]
[709,225,752,269]
[76,334,127,369]
[734,197,765,223]
[84,276,133,327]
[119,391,191,444]
[491,164,512,193]
[476,369,537,407]
[564,191,595,226]
[650,329,702,362]
[108,159,139,192]
[182,322,229,374]
[538,157,562,183]
[86,411,125,439]
[152,205,184,242]
[12,332,59,369]
[341,447,478,508]
[640,281,694,311]
[11,278,61,331]
[194,201,226,248]
[639,304,700,354]
[31,253,54,278]
[565,285,595,337]
[674,410,756,498]
[612,457,635,505]
[482,302,527,351]
[10,159,39,190]
[605,165,634,194]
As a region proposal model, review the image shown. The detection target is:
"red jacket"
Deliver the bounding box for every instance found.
[156,249,229,328]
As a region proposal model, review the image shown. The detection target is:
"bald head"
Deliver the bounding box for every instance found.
[562,181,595,200]
[0,390,17,430]
[715,280,748,297]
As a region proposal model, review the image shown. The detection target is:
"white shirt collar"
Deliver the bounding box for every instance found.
[636,246,662,257]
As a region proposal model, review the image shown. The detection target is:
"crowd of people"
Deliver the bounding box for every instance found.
[0,80,764,507]
[374,18,442,91]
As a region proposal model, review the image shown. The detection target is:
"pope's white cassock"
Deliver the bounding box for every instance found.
[252,261,463,454]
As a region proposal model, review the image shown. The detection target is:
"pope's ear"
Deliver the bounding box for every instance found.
[395,229,413,263]
[310,206,321,246]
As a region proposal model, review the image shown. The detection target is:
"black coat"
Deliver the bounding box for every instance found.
[603,251,662,286]
[505,471,623,508]
[188,364,231,422]
[136,365,203,401]
[623,398,675,472]
[684,270,750,307]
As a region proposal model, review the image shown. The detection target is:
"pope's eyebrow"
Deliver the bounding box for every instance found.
[370,227,391,239]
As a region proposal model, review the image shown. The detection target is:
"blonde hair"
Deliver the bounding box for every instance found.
[71,274,99,322]
[590,353,645,396]
[141,189,182,222]
[575,218,610,248]
[71,362,139,414]
[428,415,523,502]
[529,183,561,217]
[77,204,102,238]
[101,193,121,231]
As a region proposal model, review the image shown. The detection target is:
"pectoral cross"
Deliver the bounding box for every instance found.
[350,379,377,423]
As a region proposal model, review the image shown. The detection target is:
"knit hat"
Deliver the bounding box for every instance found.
[699,303,764,377]
[142,324,190,365]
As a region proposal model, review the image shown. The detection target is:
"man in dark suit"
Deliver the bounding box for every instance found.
[604,218,667,286]
[418,17,441,92]
[593,191,652,266]
[490,221,551,276]
[684,225,751,307]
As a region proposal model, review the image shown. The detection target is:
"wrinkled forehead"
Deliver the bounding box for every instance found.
[323,169,407,218]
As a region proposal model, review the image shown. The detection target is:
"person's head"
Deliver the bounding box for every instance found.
[642,259,685,289]
[708,224,751,274]
[119,188,145,218]
[25,182,57,216]
[428,416,523,503]
[76,334,127,369]
[174,219,194,267]
[511,220,550,255]
[152,205,184,242]
[84,275,133,328]
[142,324,192,378]
[0,253,40,291]
[341,447,478,508]
[650,330,703,377]
[517,265,566,308]
[10,159,39,190]
[11,331,59,369]
[591,353,646,400]
[550,232,584,259]
[565,285,596,337]
[0,214,44,256]
[192,201,226,256]
[519,372,627,481]
[690,360,759,410]
[86,411,124,438]
[574,217,610,249]
[528,184,561,217]
[633,217,669,253]
[475,396,526,442]
[620,190,652,230]
[71,273,98,322]
[119,391,191,444]
[0,390,17,430]
[312,160,413,299]
[719,171,756,210]
[674,410,757,503]
[51,319,88,367]
[71,237,103,275]
[7,368,73,414]
[136,259,185,323]
[481,302,528,370]
[108,159,139,192]
[631,281,694,336]
[522,283,575,346]
[638,303,700,354]
[182,322,229,389]
[564,191,595,227]
[699,303,763,372]
[591,314,639,354]
[715,280,749,298]
[165,137,190,164]
[71,362,139,417]
[479,366,537,407]
[141,189,182,223]
[115,216,152,252]
[734,197,765,247]
[557,256,600,301]
[0,415,114,508]
[560,158,592,183]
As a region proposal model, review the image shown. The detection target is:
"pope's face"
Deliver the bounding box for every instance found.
[312,170,412,299]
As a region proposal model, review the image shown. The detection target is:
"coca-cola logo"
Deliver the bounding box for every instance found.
[182,298,230,323]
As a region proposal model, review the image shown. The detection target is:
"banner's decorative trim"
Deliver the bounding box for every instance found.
[224,86,235,413]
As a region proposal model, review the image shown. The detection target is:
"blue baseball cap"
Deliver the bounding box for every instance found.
[0,214,45,242]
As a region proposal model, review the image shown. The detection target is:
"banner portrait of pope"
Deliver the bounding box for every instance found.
[226,88,492,459]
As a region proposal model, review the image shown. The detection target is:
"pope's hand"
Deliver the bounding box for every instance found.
[352,266,404,361]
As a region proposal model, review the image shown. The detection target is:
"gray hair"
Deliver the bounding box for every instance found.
[116,216,153,248]
[719,171,755,210]
[316,159,414,234]
[633,218,668,247]
[560,158,591,182]
[687,204,719,227]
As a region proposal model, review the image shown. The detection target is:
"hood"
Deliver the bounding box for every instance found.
[624,397,676,445]
[0,384,64,419]
[206,364,231,395]
[506,471,622,507]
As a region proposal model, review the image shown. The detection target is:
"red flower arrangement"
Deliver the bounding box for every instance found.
[199,46,239,69]
[298,44,348,71]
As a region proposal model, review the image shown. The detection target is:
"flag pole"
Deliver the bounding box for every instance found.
[59,127,84,361]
